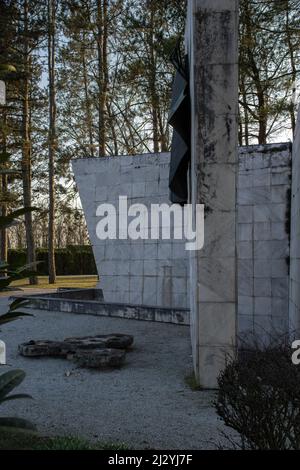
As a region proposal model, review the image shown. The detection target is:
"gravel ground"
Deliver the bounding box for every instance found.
[0,296,228,450]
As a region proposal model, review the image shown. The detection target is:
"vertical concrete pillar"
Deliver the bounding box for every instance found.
[289,108,300,333]
[187,0,239,388]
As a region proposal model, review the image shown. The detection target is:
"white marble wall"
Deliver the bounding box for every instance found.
[73,143,292,339]
[72,153,189,309]
[289,108,300,333]
[238,144,292,343]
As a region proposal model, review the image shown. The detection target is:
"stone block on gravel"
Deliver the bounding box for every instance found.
[18,340,68,357]
[72,348,126,369]
[63,334,134,350]
[18,334,134,364]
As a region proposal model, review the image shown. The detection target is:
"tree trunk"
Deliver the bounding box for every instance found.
[158,110,168,152]
[1,110,8,264]
[240,74,249,146]
[107,102,118,156]
[81,38,95,157]
[48,0,57,284]
[96,0,108,157]
[257,90,267,145]
[238,111,243,147]
[285,3,297,136]
[22,0,37,285]
[1,173,8,264]
[148,7,159,153]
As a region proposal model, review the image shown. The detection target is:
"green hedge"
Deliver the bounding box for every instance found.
[8,246,97,276]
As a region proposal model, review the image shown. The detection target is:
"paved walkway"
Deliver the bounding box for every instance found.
[0,297,228,449]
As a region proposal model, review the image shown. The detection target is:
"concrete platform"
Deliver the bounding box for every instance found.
[10,289,190,326]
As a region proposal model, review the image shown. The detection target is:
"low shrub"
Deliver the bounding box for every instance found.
[216,343,300,450]
[8,246,97,276]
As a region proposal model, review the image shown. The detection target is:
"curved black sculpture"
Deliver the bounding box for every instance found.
[168,42,191,204]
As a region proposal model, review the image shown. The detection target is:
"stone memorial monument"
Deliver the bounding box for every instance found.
[72,0,300,389]
[186,0,239,388]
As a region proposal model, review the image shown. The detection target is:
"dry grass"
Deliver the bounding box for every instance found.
[10,275,98,291]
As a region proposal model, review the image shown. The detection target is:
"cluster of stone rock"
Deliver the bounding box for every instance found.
[18,334,134,369]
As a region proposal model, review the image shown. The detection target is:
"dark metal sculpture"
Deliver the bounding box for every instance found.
[168,40,191,204]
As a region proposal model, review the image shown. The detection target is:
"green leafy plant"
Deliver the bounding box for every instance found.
[0,298,31,328]
[0,370,35,432]
[0,207,37,232]
[0,64,17,75]
[0,210,37,432]
[0,261,39,292]
[0,208,38,326]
